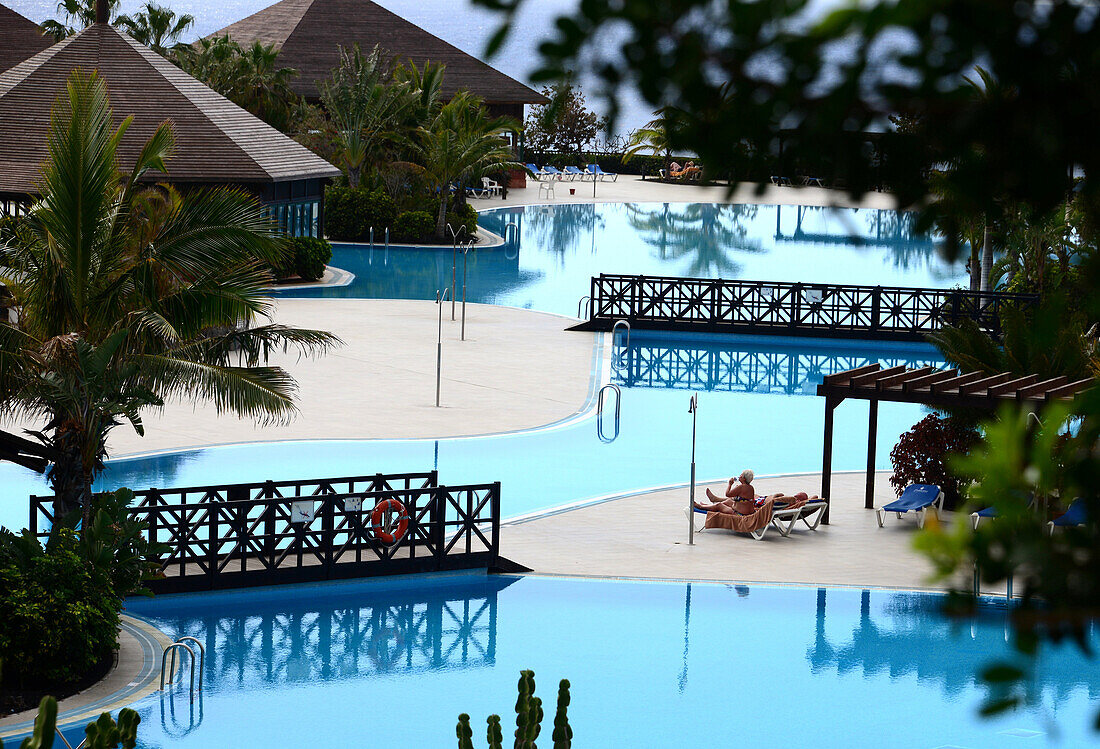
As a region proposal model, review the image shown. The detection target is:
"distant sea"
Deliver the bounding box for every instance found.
[9,0,656,135]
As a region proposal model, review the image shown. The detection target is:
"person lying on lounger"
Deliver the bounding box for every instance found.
[695,471,820,515]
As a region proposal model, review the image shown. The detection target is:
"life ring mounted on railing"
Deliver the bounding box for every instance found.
[370,497,410,545]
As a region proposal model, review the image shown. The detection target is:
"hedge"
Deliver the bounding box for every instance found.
[393,211,436,243]
[325,186,397,242]
[291,237,332,281]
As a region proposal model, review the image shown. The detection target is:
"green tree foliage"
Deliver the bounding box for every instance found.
[404,92,520,239]
[116,3,195,57]
[0,71,338,523]
[0,528,120,685]
[41,0,123,41]
[319,45,418,188]
[175,36,299,131]
[475,0,1099,257]
[0,696,140,749]
[524,79,606,154]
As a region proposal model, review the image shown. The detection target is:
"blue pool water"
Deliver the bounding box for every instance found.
[286,203,964,315]
[108,574,1099,748]
[0,202,961,531]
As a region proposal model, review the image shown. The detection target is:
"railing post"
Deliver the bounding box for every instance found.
[490,482,501,567]
[322,493,334,578]
[207,501,217,589]
[432,485,447,569]
[871,286,882,333]
[792,282,802,331]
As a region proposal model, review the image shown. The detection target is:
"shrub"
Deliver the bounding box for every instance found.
[269,240,297,280]
[0,529,120,686]
[292,237,332,281]
[325,186,397,242]
[446,203,478,239]
[393,211,436,243]
[889,413,982,510]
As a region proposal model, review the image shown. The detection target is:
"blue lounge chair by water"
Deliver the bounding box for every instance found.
[1048,497,1090,534]
[587,164,618,182]
[563,166,589,180]
[524,163,545,180]
[970,491,1036,529]
[876,484,943,529]
[541,165,566,180]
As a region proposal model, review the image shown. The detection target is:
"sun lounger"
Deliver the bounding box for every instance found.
[541,165,566,180]
[524,164,545,181]
[688,497,827,540]
[563,166,589,180]
[876,484,944,529]
[586,164,618,182]
[971,491,1036,529]
[1048,497,1090,534]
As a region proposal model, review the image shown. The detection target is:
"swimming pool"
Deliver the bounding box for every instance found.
[286,203,965,316]
[0,202,962,531]
[107,574,1098,748]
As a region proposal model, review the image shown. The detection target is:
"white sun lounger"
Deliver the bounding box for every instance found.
[687,500,827,541]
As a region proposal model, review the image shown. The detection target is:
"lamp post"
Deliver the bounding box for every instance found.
[436,288,451,407]
[688,392,698,545]
[461,240,473,341]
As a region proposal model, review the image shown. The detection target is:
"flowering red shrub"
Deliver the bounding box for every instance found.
[889,414,982,510]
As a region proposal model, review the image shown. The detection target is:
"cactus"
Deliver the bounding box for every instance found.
[552,679,572,749]
[457,670,571,749]
[0,697,140,749]
[513,669,534,749]
[6,696,58,749]
[82,709,140,749]
[457,714,474,749]
[486,715,503,749]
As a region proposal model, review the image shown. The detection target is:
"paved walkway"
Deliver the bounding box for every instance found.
[93,300,602,457]
[472,175,904,211]
[502,471,998,594]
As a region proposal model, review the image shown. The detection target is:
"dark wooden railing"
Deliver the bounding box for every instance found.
[573,274,1038,341]
[31,472,501,593]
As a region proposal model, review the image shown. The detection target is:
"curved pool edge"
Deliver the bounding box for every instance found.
[0,615,172,743]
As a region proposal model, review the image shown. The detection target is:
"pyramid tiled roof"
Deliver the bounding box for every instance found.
[212,0,546,105]
[0,23,341,197]
[0,3,53,74]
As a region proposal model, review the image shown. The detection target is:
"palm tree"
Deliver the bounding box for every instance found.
[117,3,195,56]
[407,93,520,239]
[319,45,416,188]
[234,42,300,131]
[623,108,678,175]
[0,71,339,526]
[41,0,122,40]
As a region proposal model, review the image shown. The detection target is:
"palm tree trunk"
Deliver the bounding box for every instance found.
[48,423,93,527]
[980,224,993,291]
[969,243,981,291]
[436,190,449,240]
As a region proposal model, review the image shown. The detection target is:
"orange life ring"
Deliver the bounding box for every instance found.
[370,498,409,545]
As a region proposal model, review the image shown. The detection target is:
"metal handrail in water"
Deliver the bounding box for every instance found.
[612,319,631,350]
[596,383,621,443]
[160,642,196,703]
[597,383,621,421]
[173,636,205,692]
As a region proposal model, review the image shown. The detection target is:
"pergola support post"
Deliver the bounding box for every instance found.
[865,399,878,510]
[821,395,841,525]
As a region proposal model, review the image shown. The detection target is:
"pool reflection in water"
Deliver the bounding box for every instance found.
[115,574,1100,748]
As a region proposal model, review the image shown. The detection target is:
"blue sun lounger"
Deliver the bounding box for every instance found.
[563,165,589,180]
[876,484,943,529]
[1048,497,1090,534]
[970,491,1036,529]
[524,163,545,180]
[587,164,618,182]
[541,165,566,180]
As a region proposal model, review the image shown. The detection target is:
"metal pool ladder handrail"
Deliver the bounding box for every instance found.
[160,642,197,703]
[173,636,205,692]
[596,383,622,443]
[577,295,592,319]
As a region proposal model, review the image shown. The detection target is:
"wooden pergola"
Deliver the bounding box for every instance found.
[0,429,53,473]
[816,364,1093,523]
